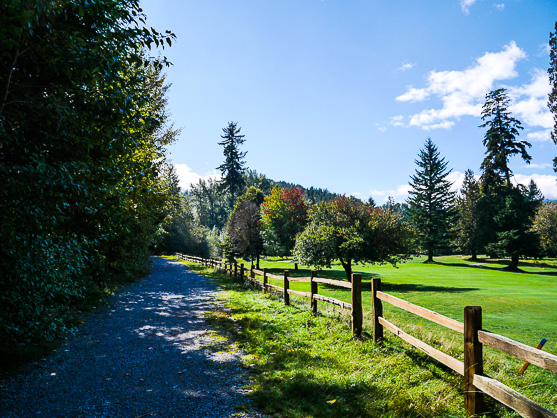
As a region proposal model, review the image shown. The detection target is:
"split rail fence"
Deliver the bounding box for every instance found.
[178,254,557,417]
[177,254,363,336]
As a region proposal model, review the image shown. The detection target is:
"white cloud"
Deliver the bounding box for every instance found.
[390,115,405,127]
[369,184,412,201]
[509,69,552,129]
[460,0,477,15]
[397,62,415,72]
[527,129,551,142]
[523,163,553,169]
[396,42,527,130]
[512,174,557,199]
[494,3,505,11]
[174,163,220,191]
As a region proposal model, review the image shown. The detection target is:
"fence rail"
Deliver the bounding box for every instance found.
[177,253,363,336]
[177,254,556,417]
[372,277,557,417]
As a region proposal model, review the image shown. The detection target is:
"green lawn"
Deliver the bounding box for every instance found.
[180,256,557,417]
[255,255,557,356]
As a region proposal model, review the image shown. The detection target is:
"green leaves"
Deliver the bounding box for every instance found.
[294,196,414,280]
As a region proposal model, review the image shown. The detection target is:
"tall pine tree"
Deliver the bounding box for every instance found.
[548,21,557,170]
[453,169,482,260]
[480,88,530,185]
[407,139,455,263]
[477,89,540,270]
[218,121,247,209]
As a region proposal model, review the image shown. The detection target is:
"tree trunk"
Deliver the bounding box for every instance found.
[339,258,352,282]
[424,247,434,263]
[505,254,520,271]
[256,253,260,270]
[470,248,478,261]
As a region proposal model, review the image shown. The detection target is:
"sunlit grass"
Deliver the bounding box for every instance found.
[179,258,557,417]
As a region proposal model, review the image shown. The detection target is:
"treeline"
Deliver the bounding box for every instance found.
[168,81,557,278]
[274,181,340,203]
[0,2,180,347]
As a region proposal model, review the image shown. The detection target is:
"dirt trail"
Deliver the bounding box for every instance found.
[0,257,262,417]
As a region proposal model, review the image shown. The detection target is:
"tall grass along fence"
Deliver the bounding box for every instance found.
[177,254,363,336]
[371,278,557,417]
[178,254,557,417]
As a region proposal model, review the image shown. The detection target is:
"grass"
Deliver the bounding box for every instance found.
[180,256,557,417]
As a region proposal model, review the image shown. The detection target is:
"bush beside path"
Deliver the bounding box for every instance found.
[0,257,262,417]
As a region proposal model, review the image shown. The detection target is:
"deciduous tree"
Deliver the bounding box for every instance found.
[293,196,414,281]
[260,186,308,256]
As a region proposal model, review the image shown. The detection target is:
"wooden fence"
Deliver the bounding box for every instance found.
[177,254,557,417]
[176,254,363,337]
[371,278,557,417]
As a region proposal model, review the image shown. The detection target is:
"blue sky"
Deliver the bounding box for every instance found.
[140,0,557,201]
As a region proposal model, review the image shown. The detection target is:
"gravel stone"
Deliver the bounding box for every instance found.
[0,257,264,417]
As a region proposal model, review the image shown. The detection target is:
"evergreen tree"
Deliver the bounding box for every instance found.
[548,22,557,170]
[480,88,530,185]
[453,170,482,260]
[218,121,247,209]
[477,90,541,270]
[407,139,455,263]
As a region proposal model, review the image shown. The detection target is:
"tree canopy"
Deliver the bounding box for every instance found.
[293,196,414,281]
[0,1,176,346]
[260,186,308,256]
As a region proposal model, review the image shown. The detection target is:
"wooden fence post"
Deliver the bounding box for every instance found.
[310,270,318,315]
[284,270,290,305]
[251,266,255,283]
[371,278,383,344]
[351,273,363,338]
[234,262,237,278]
[464,306,484,416]
[263,268,268,293]
[240,263,244,281]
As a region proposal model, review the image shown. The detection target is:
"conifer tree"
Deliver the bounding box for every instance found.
[218,122,247,209]
[548,21,557,170]
[454,170,482,260]
[477,89,541,270]
[480,88,530,185]
[407,139,455,263]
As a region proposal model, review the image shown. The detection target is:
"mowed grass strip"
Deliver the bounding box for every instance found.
[180,258,556,417]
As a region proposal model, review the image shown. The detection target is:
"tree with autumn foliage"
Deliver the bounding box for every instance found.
[293,196,414,281]
[260,186,308,256]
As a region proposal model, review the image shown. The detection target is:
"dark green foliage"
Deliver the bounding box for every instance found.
[294,196,414,281]
[224,187,265,263]
[453,170,482,260]
[189,177,230,230]
[480,88,530,184]
[244,169,276,196]
[477,90,541,269]
[478,185,542,268]
[0,1,176,346]
[549,22,557,170]
[218,121,247,209]
[407,139,455,262]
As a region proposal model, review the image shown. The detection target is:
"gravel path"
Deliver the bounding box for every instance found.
[0,257,262,417]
